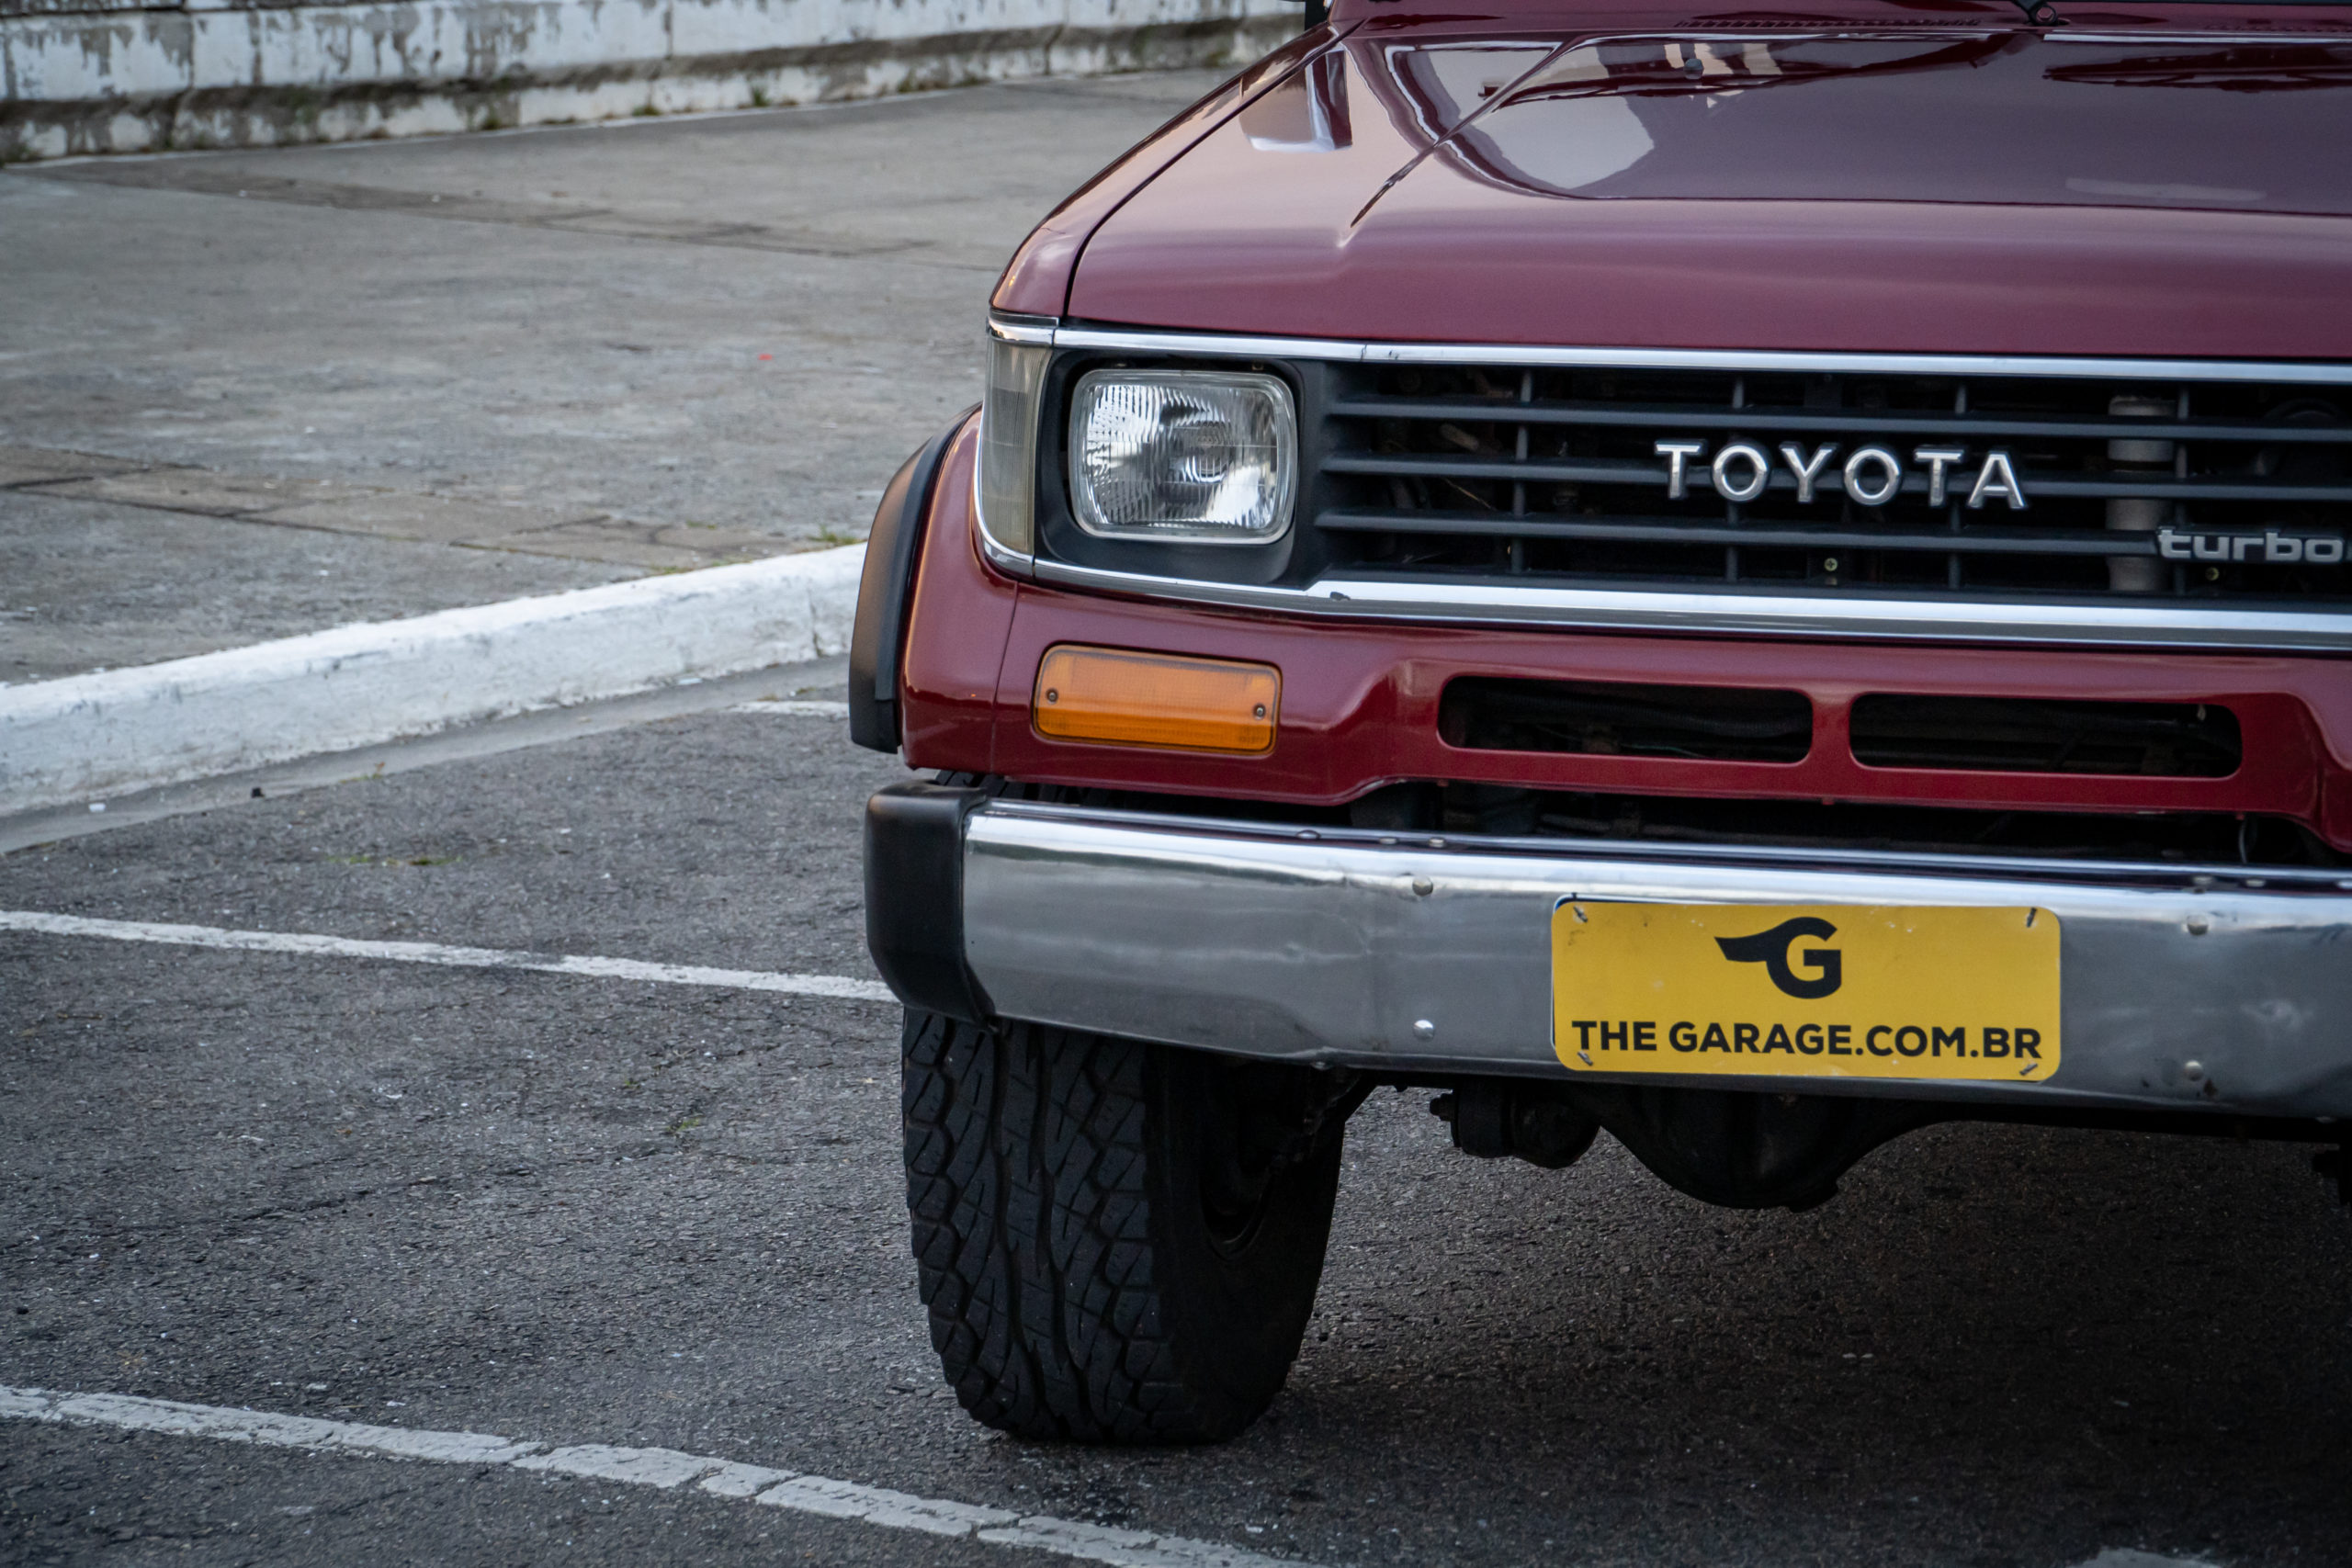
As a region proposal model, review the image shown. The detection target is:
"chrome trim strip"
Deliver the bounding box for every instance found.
[1046,324,2352,387]
[978,798,2352,891]
[987,315,1058,347]
[971,467,1034,577]
[959,801,2352,1115]
[1025,555,2352,651]
[2053,30,2352,44]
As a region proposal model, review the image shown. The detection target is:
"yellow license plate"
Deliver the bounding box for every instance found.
[1551,901,2060,1081]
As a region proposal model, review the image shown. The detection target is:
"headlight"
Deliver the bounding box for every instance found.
[1068,370,1296,544]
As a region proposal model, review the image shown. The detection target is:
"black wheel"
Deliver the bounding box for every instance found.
[899,1010,1358,1443]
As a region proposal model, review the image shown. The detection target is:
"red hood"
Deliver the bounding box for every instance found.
[1049,9,2352,359]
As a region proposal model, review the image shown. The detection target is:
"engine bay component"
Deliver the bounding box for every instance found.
[1563,1085,1928,1211]
[1430,1082,1600,1169]
[1434,1078,1926,1210]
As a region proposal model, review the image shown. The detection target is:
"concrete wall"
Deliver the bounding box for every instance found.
[1,0,1297,160]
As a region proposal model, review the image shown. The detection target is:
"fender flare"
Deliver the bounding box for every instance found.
[848,407,978,751]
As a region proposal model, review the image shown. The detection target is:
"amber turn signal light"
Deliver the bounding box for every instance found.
[1033,646,1279,755]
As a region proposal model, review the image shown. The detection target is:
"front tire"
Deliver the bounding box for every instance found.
[900,1010,1349,1443]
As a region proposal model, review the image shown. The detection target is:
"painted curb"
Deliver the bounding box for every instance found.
[0,545,865,814]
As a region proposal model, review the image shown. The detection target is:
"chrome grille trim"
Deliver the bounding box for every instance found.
[1044,324,2352,387]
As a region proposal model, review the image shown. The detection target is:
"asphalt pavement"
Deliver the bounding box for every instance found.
[1,72,1220,681]
[6,56,2350,1568]
[0,487,627,683]
[6,704,2350,1567]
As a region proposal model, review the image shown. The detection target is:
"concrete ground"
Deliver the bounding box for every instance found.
[5,709,2350,1568]
[0,73,1217,681]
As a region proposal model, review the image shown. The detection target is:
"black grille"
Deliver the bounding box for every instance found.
[1441,678,1813,762]
[1848,695,2242,777]
[1313,362,2352,604]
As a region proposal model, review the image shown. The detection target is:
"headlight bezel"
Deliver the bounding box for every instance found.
[1051,358,1311,586]
[1065,367,1299,547]
[976,316,1329,588]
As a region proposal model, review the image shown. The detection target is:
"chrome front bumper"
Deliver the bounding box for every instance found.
[866,784,2352,1120]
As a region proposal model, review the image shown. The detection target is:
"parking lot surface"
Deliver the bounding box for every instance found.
[1,72,1219,679]
[7,56,2352,1568]
[6,708,2351,1567]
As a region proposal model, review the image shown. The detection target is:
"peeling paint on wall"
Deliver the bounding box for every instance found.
[1,0,1295,159]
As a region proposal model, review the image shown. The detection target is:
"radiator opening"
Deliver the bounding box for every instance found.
[1313,360,2352,611]
[1849,694,2242,776]
[1440,677,1813,762]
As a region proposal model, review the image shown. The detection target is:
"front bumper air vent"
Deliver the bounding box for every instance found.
[1848,694,2243,776]
[1440,678,1813,762]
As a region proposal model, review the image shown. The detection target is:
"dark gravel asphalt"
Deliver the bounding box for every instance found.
[3,709,2348,1567]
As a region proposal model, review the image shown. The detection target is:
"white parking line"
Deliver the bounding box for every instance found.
[0,1384,1303,1568]
[0,910,894,1002]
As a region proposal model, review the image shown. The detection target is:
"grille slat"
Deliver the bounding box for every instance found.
[1324,453,2352,506]
[1320,511,2159,558]
[1313,361,2352,605]
[1326,453,1665,486]
[1327,398,2352,446]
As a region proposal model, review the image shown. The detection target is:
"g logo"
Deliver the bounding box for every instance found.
[1716,918,1843,999]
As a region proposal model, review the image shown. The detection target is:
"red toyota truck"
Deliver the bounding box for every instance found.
[850,0,2352,1444]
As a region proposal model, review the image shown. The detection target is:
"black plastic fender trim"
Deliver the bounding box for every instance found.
[865,780,994,1024]
[847,407,977,753]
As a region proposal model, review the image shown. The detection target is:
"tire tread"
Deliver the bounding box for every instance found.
[902,1013,1248,1442]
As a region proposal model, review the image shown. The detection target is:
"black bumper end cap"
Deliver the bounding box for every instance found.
[865,780,993,1024]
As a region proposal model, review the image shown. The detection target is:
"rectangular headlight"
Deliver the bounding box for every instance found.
[1068,370,1296,544]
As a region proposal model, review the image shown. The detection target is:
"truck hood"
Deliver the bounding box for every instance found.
[1066,23,2352,358]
